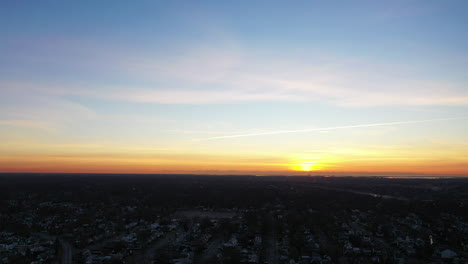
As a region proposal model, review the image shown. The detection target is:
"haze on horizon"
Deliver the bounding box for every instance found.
[1,1,468,176]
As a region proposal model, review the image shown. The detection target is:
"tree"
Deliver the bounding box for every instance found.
[224,247,241,264]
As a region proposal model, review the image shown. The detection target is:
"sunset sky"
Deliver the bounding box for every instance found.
[1,1,468,176]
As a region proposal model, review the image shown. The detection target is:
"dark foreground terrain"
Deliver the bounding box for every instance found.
[0,174,467,264]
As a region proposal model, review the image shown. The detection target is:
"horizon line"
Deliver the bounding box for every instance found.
[1,172,467,178]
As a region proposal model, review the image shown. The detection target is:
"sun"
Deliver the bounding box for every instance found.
[299,163,314,172]
[292,160,322,172]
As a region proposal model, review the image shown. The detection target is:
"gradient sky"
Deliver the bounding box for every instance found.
[1,1,468,176]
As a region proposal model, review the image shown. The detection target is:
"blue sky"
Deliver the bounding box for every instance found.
[1,1,468,175]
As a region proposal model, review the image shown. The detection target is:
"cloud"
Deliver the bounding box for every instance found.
[85,54,468,106]
[0,120,53,131]
[0,86,97,130]
[3,38,468,107]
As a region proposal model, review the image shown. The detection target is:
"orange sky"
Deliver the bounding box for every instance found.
[2,146,467,176]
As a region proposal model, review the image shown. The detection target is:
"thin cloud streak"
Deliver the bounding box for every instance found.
[0,120,54,131]
[194,117,465,141]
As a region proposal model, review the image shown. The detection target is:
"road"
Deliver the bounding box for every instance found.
[197,236,223,264]
[265,214,279,264]
[143,231,177,262]
[58,238,73,264]
[309,186,409,201]
[33,233,73,264]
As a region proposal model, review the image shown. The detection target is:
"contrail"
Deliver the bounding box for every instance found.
[193,117,464,141]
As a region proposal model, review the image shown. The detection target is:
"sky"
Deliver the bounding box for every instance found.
[1,1,468,176]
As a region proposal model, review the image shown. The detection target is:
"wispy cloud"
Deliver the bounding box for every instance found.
[0,120,53,131]
[193,117,465,141]
[3,37,468,107]
[0,87,97,131]
[97,48,468,106]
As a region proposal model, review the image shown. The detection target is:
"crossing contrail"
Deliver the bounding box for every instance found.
[193,117,464,141]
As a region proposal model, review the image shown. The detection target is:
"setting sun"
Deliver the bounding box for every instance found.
[299,163,314,172]
[292,160,322,172]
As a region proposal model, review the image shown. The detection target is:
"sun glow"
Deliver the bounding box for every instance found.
[292,159,322,172]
